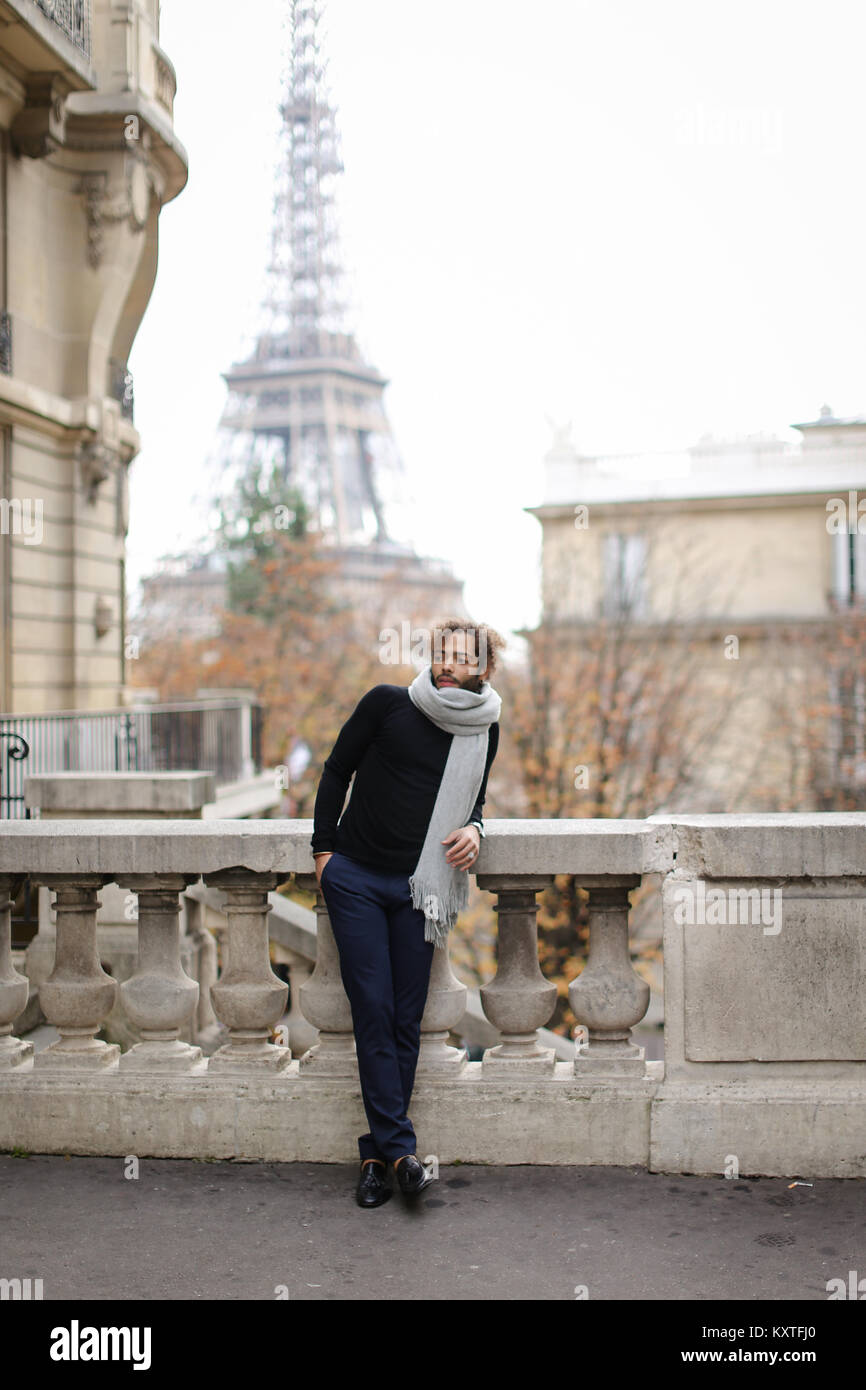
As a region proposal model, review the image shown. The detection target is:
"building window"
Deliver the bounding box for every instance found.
[831,531,866,606]
[602,533,648,618]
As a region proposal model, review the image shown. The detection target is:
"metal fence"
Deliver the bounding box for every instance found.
[32,0,92,60]
[0,700,263,819]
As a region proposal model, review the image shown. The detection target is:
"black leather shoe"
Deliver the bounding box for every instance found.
[356,1160,392,1208]
[394,1154,435,1197]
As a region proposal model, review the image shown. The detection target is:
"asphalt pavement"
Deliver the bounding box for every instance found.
[1,1152,862,1302]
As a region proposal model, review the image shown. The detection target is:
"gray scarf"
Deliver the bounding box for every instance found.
[407,664,501,949]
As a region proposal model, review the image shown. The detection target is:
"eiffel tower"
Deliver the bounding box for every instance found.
[218,0,464,628]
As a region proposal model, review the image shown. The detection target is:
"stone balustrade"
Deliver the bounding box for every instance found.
[0,815,864,1176]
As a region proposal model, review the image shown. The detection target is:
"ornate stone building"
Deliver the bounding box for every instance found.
[0,0,187,712]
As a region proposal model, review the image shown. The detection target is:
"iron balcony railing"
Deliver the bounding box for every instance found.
[108,358,134,421]
[0,699,264,819]
[33,0,92,60]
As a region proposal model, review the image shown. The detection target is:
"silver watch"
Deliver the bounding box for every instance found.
[468,819,485,838]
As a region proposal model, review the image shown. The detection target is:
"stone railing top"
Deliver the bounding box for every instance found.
[0,819,301,877]
[24,772,217,813]
[1,815,864,879]
[650,813,866,877]
[474,818,673,875]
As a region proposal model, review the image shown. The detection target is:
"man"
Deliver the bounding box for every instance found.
[311,618,503,1207]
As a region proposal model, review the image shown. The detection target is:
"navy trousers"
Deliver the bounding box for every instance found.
[319,850,435,1163]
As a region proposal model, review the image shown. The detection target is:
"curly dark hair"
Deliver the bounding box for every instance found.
[431,616,507,675]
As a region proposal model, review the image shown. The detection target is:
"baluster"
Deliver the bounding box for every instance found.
[569,877,649,1076]
[416,941,468,1073]
[32,875,119,1070]
[203,871,291,1072]
[476,875,557,1073]
[0,876,32,1068]
[294,873,357,1076]
[116,875,204,1071]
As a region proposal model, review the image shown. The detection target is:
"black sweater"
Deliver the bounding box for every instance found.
[311,681,499,872]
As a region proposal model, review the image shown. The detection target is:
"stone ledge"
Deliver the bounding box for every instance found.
[0,1062,657,1165]
[25,772,217,815]
[651,813,866,877]
[3,1065,863,1174]
[650,1082,866,1178]
[5,814,864,879]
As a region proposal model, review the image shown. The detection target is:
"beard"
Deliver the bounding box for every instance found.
[432,670,484,693]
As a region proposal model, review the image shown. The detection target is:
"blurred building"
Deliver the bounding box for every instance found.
[132,537,466,652]
[527,406,866,808]
[132,552,228,646]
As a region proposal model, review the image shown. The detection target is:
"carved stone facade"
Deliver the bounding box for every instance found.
[0,0,187,711]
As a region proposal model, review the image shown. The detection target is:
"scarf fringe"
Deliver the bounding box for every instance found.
[409,872,470,950]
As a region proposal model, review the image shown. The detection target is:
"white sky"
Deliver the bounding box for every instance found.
[128,0,866,641]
